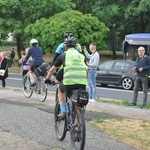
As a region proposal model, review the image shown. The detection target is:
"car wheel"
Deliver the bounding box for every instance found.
[101,84,108,87]
[121,77,134,90]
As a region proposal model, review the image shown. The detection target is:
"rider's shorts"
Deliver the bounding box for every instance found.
[59,84,86,94]
[30,65,39,72]
[55,68,64,82]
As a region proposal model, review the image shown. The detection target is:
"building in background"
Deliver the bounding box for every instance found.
[7,33,16,42]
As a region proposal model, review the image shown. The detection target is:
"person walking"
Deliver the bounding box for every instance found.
[129,46,150,109]
[9,48,15,66]
[83,43,100,103]
[0,52,8,87]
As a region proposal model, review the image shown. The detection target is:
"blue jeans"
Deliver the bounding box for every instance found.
[88,70,97,99]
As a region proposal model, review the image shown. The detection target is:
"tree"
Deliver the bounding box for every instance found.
[72,0,98,14]
[0,0,75,58]
[124,0,150,33]
[92,0,126,59]
[24,9,109,53]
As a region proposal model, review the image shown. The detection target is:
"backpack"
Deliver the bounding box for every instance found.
[35,62,50,76]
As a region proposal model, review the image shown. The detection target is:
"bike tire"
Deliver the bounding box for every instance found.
[37,76,48,102]
[70,108,86,150]
[54,101,67,141]
[55,87,58,103]
[22,74,33,98]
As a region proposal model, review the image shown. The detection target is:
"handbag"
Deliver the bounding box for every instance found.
[0,61,8,76]
[0,69,5,76]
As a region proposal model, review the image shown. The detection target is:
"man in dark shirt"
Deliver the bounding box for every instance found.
[9,48,15,66]
[129,46,150,109]
[23,39,44,86]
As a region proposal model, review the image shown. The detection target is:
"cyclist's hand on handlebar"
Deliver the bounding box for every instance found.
[45,79,51,85]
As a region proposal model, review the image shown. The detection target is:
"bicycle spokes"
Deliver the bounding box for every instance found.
[37,76,47,102]
[22,74,33,98]
[70,109,86,150]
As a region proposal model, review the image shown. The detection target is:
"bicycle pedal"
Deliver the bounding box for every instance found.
[37,90,41,94]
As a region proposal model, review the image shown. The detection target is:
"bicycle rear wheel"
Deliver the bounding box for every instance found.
[54,101,67,141]
[70,108,86,150]
[22,74,33,98]
[37,76,47,102]
[55,87,58,102]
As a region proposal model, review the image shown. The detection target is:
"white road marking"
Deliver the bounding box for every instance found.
[7,77,22,81]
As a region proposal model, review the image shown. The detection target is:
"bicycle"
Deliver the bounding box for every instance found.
[22,63,49,102]
[54,84,89,150]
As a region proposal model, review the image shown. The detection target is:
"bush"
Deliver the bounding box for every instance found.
[7,58,13,67]
[2,41,17,46]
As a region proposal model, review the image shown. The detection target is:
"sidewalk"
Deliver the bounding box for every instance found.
[0,87,150,150]
[1,87,150,120]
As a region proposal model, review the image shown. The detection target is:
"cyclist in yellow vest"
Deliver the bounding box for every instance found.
[45,36,88,118]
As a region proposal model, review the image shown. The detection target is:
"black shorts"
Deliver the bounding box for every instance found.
[30,65,40,72]
[59,83,86,94]
[55,68,64,82]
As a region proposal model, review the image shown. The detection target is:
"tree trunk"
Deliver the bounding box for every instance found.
[109,37,117,59]
[16,36,24,59]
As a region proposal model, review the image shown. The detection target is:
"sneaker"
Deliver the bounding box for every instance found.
[141,105,147,109]
[31,82,36,87]
[89,98,96,103]
[58,112,66,119]
[37,90,41,94]
[128,103,137,107]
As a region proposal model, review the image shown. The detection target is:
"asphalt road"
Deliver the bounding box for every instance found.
[0,98,138,150]
[2,72,150,103]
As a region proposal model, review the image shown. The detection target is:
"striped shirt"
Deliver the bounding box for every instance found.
[84,50,100,70]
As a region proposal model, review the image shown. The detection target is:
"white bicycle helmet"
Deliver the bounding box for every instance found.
[30,39,38,44]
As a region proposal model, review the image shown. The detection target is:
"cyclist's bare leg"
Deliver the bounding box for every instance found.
[58,86,65,104]
[58,86,66,117]
[29,69,35,84]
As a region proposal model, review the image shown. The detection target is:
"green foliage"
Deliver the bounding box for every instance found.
[25,9,109,53]
[7,58,13,67]
[125,0,150,32]
[95,118,105,123]
[0,0,75,36]
[72,0,98,14]
[92,0,126,58]
[0,0,75,58]
[2,41,17,46]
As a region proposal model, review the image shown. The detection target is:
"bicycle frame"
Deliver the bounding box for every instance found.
[22,71,48,102]
[54,88,87,150]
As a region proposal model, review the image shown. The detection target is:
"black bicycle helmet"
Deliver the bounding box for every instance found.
[64,31,73,38]
[64,36,77,47]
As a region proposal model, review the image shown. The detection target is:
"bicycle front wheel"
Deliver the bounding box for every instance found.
[54,101,67,141]
[22,74,33,98]
[37,76,47,102]
[70,108,86,150]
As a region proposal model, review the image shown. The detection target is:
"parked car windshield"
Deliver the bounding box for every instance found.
[99,61,114,70]
[113,61,130,70]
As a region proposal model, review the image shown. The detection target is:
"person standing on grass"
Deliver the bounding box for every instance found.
[128,46,150,109]
[83,43,100,103]
[0,52,8,87]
